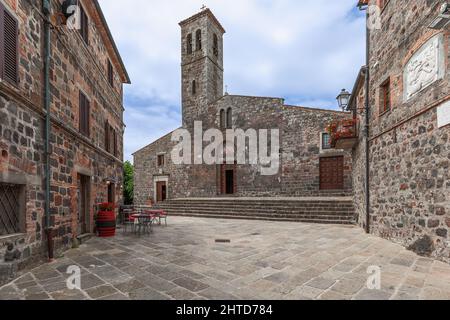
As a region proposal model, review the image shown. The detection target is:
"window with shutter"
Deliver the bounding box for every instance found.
[107,60,114,87]
[0,3,19,85]
[79,91,90,137]
[113,130,118,157]
[79,4,89,45]
[105,121,110,152]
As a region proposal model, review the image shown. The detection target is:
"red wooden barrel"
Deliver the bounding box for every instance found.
[96,203,116,237]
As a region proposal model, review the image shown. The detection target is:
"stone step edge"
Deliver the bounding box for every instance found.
[169,213,356,225]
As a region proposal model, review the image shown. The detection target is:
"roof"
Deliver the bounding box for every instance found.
[179,8,226,34]
[282,105,350,114]
[132,128,181,156]
[92,0,131,84]
[348,66,367,110]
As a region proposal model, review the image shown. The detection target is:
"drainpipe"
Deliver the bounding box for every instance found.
[363,8,371,234]
[42,0,54,261]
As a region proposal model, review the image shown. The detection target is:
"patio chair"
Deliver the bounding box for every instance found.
[158,210,168,227]
[121,208,136,234]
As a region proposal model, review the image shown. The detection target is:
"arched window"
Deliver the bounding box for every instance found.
[213,34,219,57]
[192,80,197,95]
[220,109,226,128]
[187,34,193,54]
[196,29,202,51]
[226,108,232,129]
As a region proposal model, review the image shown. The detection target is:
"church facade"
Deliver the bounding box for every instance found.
[133,9,354,205]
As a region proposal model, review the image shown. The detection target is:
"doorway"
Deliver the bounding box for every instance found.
[319,156,344,190]
[220,164,236,195]
[156,181,167,202]
[107,183,115,204]
[225,170,234,195]
[77,174,90,235]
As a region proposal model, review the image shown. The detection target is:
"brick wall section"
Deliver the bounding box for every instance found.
[352,0,450,262]
[0,0,127,268]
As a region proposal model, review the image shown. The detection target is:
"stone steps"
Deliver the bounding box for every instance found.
[156,198,355,225]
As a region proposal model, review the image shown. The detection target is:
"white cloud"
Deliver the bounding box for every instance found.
[98,0,366,162]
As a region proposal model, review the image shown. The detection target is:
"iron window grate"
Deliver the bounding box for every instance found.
[0,183,21,236]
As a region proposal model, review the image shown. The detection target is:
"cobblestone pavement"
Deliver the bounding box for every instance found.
[1,217,450,300]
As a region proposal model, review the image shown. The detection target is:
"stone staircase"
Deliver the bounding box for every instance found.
[156,197,355,225]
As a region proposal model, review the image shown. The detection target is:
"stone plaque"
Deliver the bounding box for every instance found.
[437,100,450,129]
[404,34,445,101]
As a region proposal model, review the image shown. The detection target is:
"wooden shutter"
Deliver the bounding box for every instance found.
[113,129,118,157]
[107,60,114,87]
[105,121,110,152]
[0,3,19,85]
[79,91,90,137]
[79,5,88,44]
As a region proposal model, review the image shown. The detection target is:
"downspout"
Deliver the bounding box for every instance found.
[42,0,55,261]
[364,9,371,234]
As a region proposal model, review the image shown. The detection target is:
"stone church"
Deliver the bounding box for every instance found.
[133,8,354,219]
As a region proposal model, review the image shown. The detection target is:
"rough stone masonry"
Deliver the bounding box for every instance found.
[133,9,353,204]
[0,0,129,284]
[352,0,450,263]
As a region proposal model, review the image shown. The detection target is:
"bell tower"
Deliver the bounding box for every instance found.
[179,8,225,129]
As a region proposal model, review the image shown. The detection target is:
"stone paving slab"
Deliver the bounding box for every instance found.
[1,216,450,300]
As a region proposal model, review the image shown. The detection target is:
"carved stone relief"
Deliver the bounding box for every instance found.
[403,34,445,101]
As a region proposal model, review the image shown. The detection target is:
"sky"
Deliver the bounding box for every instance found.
[98,0,366,162]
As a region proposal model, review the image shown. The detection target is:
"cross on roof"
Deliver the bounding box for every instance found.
[201,5,207,11]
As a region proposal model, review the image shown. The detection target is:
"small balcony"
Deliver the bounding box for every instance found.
[327,119,358,150]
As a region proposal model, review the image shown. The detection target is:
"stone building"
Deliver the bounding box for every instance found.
[343,0,450,262]
[134,9,353,207]
[0,0,129,282]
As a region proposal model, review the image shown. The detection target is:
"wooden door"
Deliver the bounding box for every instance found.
[320,156,344,190]
[156,182,167,202]
[77,175,90,234]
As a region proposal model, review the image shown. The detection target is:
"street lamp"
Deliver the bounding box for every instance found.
[429,3,450,29]
[336,89,351,111]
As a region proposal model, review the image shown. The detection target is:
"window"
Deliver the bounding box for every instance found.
[196,29,202,51]
[220,109,226,128]
[79,4,89,44]
[186,33,193,54]
[0,2,19,85]
[380,78,391,114]
[0,182,24,236]
[107,60,114,87]
[79,91,90,137]
[105,120,118,157]
[213,34,219,57]
[157,154,165,167]
[226,108,232,129]
[192,80,197,95]
[322,133,331,150]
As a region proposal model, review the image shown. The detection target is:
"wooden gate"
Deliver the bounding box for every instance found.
[320,156,344,190]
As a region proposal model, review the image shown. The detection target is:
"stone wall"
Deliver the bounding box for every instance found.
[134,94,354,202]
[134,9,354,203]
[352,0,450,262]
[0,0,127,275]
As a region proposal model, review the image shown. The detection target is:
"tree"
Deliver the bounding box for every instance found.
[123,161,134,205]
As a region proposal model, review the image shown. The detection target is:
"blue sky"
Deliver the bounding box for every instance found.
[99,0,366,162]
